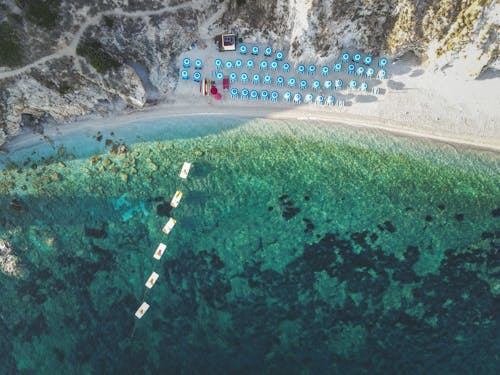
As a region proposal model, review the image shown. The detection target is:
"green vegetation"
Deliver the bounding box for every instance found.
[76,39,121,74]
[0,22,23,67]
[102,15,114,28]
[22,0,60,29]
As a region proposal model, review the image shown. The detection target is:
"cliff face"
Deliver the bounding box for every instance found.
[0,0,498,147]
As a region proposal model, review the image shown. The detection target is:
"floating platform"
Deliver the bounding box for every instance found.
[170,190,183,208]
[179,162,191,179]
[162,218,176,234]
[135,302,150,319]
[154,243,166,260]
[145,272,159,289]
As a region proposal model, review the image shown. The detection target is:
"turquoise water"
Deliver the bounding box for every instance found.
[0,117,499,374]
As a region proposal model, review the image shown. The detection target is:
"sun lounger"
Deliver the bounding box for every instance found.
[162,218,176,234]
[180,162,191,179]
[183,58,191,68]
[145,272,159,289]
[154,243,167,260]
[170,190,183,208]
[135,302,150,319]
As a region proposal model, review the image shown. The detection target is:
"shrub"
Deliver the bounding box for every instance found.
[76,39,121,74]
[23,0,60,29]
[0,22,23,67]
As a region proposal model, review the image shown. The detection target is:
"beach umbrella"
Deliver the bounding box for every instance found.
[356,66,365,76]
[246,59,255,69]
[182,58,191,68]
[300,79,308,90]
[229,72,237,83]
[334,62,342,72]
[235,59,243,69]
[259,60,268,70]
[270,91,279,102]
[312,80,320,90]
[324,80,333,89]
[263,74,272,85]
[377,69,387,79]
[270,61,279,71]
[216,72,224,80]
[366,67,375,78]
[326,95,335,106]
[252,73,261,85]
[308,64,316,75]
[276,76,285,87]
[241,88,249,99]
[334,79,343,90]
[364,56,373,65]
[378,58,388,67]
[353,53,361,63]
[282,62,291,73]
[347,64,355,74]
[304,93,314,103]
[316,95,324,105]
[214,93,222,100]
[287,77,297,87]
[342,52,350,62]
[251,46,259,55]
[240,72,249,83]
[239,44,247,55]
[276,51,284,61]
[230,88,238,99]
[194,59,203,69]
[360,82,368,91]
[349,79,358,89]
[193,71,201,82]
[283,91,292,102]
[264,47,273,57]
[297,64,306,74]
[321,66,330,76]
[215,58,222,70]
[225,60,233,69]
[210,86,218,95]
[250,89,259,100]
[181,70,189,80]
[293,93,302,104]
[261,90,269,100]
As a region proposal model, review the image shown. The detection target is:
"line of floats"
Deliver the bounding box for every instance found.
[134,162,191,319]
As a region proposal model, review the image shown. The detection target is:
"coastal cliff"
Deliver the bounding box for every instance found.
[0,0,498,147]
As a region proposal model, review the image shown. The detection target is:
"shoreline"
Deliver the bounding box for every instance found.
[3,101,500,155]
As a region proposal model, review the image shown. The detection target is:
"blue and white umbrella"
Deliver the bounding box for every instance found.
[275,51,284,61]
[229,72,237,83]
[283,91,292,102]
[377,69,387,79]
[334,62,342,72]
[215,59,222,70]
[240,72,249,83]
[182,58,191,68]
[264,74,272,85]
[364,56,373,66]
[193,71,201,82]
[250,89,259,100]
[349,79,358,89]
[308,64,316,75]
[246,59,255,69]
[300,80,308,89]
[239,44,247,55]
[353,53,361,63]
[366,67,375,78]
[282,62,291,73]
[276,76,285,87]
[270,61,279,71]
[335,79,343,90]
[378,58,388,67]
[230,88,238,99]
[360,82,368,91]
[342,52,350,62]
[194,59,203,69]
[316,95,324,105]
[235,59,243,69]
[241,88,249,99]
[225,60,233,69]
[181,70,189,80]
[264,47,273,57]
[356,66,365,76]
[261,90,269,100]
[297,64,306,74]
[288,77,297,87]
[324,80,333,90]
[259,60,268,70]
[326,95,335,106]
[270,91,279,102]
[251,46,259,55]
[312,80,320,90]
[305,93,314,103]
[216,72,224,80]
[347,64,355,74]
[293,93,302,104]
[252,73,260,85]
[321,66,330,76]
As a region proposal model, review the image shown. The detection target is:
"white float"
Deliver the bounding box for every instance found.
[170,190,183,208]
[180,162,191,179]
[153,243,167,260]
[145,272,159,289]
[135,302,150,319]
[162,218,176,234]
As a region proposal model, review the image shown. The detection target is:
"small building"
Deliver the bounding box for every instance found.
[215,33,237,52]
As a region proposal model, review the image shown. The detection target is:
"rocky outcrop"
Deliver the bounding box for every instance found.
[0,239,24,277]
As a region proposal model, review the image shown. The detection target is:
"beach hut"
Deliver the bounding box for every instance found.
[240,72,249,84]
[215,58,222,70]
[239,44,247,55]
[170,190,183,208]
[275,51,284,61]
[252,73,260,85]
[259,60,268,70]
[360,82,368,92]
[264,47,273,57]
[181,70,189,80]
[378,58,388,67]
[246,59,255,69]
[366,67,375,79]
[283,91,292,102]
[251,46,259,55]
[229,72,237,83]
[347,64,355,75]
[293,93,302,104]
[261,90,269,100]
[312,80,320,90]
[194,59,203,69]
[377,69,387,79]
[225,60,233,69]
[342,52,350,62]
[180,162,191,179]
[282,62,290,73]
[364,56,373,65]
[356,66,365,76]
[241,88,249,100]
[287,77,297,87]
[135,302,150,319]
[215,33,237,52]
[334,62,342,72]
[297,64,306,74]
[324,80,333,90]
[300,80,308,90]
[353,53,362,63]
[230,88,238,99]
[326,95,335,106]
[321,66,330,76]
[235,59,243,69]
[316,95,324,105]
[276,76,284,87]
[216,72,224,80]
[263,74,272,85]
[349,80,358,89]
[304,93,314,103]
[145,272,159,289]
[193,71,201,83]
[162,218,176,234]
[250,90,259,100]
[308,64,316,75]
[153,243,167,260]
[270,61,279,71]
[334,79,343,90]
[182,58,191,68]
[270,91,279,102]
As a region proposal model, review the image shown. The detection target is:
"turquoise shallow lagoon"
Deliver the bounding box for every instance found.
[0,117,499,374]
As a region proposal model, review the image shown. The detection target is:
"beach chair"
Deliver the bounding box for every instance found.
[180,162,191,179]
[261,90,269,101]
[338,100,345,107]
[215,58,222,70]
[353,53,362,63]
[356,66,365,76]
[349,80,358,89]
[321,66,330,76]
[283,91,292,103]
[194,58,203,69]
[334,79,343,90]
[360,82,368,92]
[366,68,375,79]
[270,61,279,71]
[193,71,201,83]
[308,64,316,75]
[270,91,279,102]
[287,77,297,87]
[135,302,150,319]
[259,60,268,70]
[347,64,355,75]
[297,64,306,74]
[312,80,320,90]
[153,243,166,260]
[276,76,284,87]
[364,56,373,66]
[378,58,388,67]
[246,59,255,70]
[145,272,159,289]
[282,62,290,73]
[372,87,380,95]
[235,59,243,69]
[223,77,230,91]
[230,88,238,99]
[377,69,387,79]
[300,80,308,90]
[293,93,302,104]
[216,72,224,80]
[252,73,260,85]
[240,72,249,84]
[324,80,333,90]
[334,62,342,72]
[241,88,249,100]
[182,58,191,68]
[250,90,259,100]
[342,52,350,62]
[251,46,259,56]
[229,72,237,83]
[263,74,272,85]
[225,60,233,69]
[275,51,284,61]
[181,70,189,80]
[304,93,314,103]
[162,217,176,234]
[326,95,335,106]
[239,44,247,55]
[264,47,273,57]
[316,95,324,105]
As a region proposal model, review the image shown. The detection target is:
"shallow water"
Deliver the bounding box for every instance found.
[0,117,499,374]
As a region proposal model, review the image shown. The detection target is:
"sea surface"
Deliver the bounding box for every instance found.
[0,116,499,374]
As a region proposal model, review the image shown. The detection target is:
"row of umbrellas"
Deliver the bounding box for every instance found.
[228,89,346,107]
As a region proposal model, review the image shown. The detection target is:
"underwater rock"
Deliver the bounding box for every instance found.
[10,197,24,211]
[278,194,301,220]
[156,202,172,217]
[120,173,128,183]
[0,239,24,277]
[84,224,108,239]
[102,158,112,167]
[492,208,500,218]
[455,213,465,222]
[425,215,433,222]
